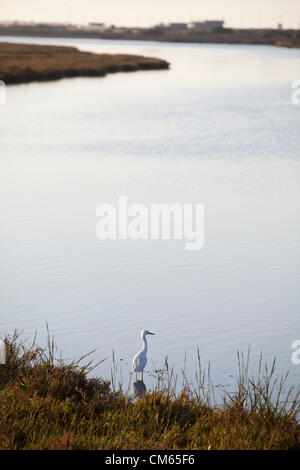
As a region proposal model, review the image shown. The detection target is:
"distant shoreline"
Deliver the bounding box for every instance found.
[0,24,300,48]
[0,42,169,85]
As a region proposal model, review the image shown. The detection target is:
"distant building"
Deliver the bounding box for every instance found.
[168,22,187,30]
[88,22,106,32]
[188,20,224,30]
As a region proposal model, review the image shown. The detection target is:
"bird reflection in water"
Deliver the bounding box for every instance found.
[132,380,147,399]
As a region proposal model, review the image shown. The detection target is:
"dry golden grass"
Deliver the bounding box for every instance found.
[0,331,299,450]
[0,42,169,84]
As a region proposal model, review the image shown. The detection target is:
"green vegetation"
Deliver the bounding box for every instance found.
[0,331,299,450]
[0,42,169,85]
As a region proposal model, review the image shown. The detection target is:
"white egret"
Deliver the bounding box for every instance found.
[132,329,155,381]
[0,339,6,365]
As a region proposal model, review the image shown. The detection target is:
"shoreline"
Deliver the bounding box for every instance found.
[0,42,169,85]
[0,26,299,49]
[1,332,299,450]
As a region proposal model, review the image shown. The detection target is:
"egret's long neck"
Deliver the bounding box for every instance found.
[141,335,147,353]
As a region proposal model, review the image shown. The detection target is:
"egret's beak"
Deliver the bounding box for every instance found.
[149,332,155,335]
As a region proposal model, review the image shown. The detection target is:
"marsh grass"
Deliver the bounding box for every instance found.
[0,42,169,85]
[0,331,299,450]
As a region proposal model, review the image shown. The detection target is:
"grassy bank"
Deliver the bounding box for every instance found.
[0,331,299,450]
[0,42,169,85]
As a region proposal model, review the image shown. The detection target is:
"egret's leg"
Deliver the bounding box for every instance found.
[142,370,144,382]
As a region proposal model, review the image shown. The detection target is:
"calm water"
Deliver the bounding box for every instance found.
[0,36,299,390]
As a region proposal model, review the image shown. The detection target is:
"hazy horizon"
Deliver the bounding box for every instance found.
[1,0,300,30]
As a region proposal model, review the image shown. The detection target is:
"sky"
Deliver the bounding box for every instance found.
[0,0,299,29]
